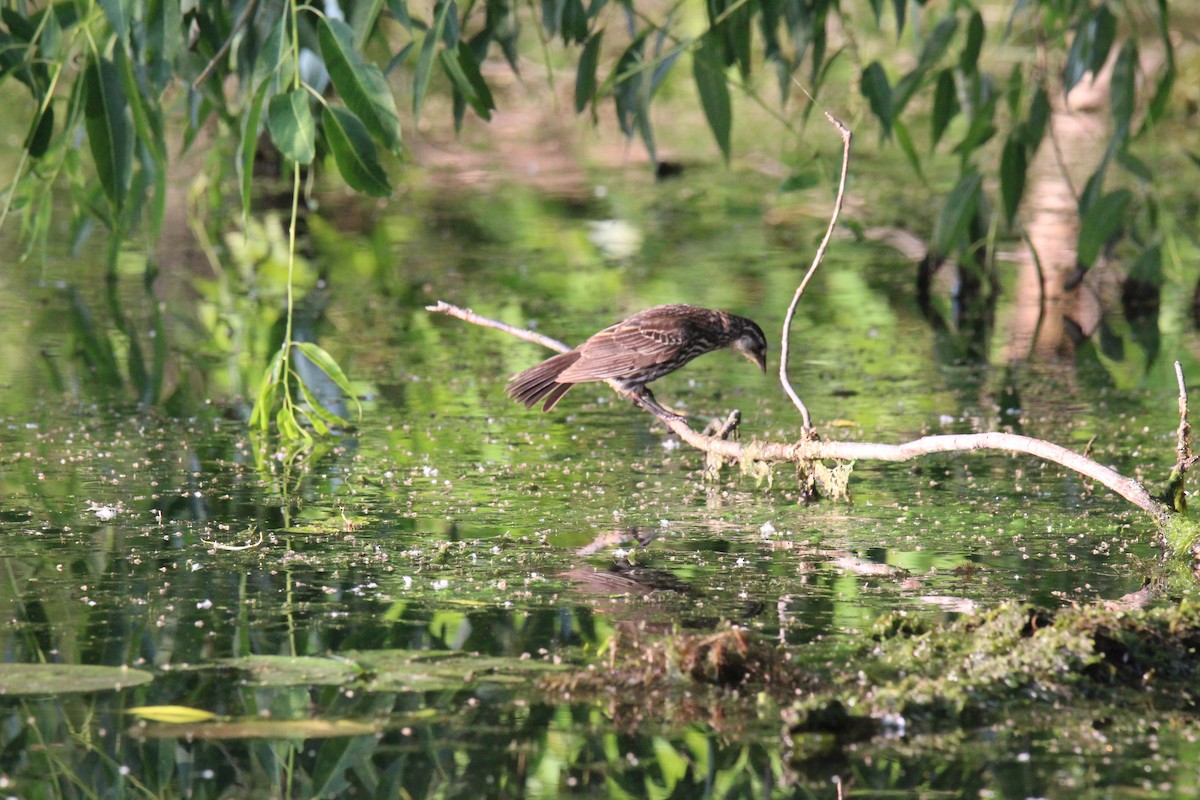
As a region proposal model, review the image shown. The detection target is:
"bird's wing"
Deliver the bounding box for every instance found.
[556,316,689,382]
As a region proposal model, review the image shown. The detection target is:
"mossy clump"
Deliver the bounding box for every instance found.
[541,599,1200,738]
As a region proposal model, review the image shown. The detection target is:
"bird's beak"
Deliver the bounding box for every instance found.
[742,351,766,373]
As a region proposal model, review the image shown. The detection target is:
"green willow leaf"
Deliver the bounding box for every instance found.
[930,68,957,149]
[388,0,413,31]
[999,135,1026,226]
[611,31,648,137]
[1142,0,1173,132]
[931,171,982,257]
[322,105,391,197]
[144,0,180,93]
[385,41,415,76]
[1024,85,1050,151]
[486,0,521,70]
[98,0,131,48]
[893,118,922,180]
[1088,6,1117,74]
[560,0,588,44]
[1078,157,1110,219]
[276,404,309,443]
[295,380,333,435]
[959,10,984,75]
[25,105,53,158]
[1064,4,1115,94]
[575,31,602,114]
[240,79,272,222]
[83,57,133,212]
[250,348,286,433]
[438,45,494,122]
[1110,40,1136,143]
[693,32,731,164]
[114,46,166,235]
[458,44,493,111]
[413,0,454,124]
[318,17,402,154]
[267,89,316,165]
[251,5,287,90]
[860,61,892,136]
[1077,188,1131,270]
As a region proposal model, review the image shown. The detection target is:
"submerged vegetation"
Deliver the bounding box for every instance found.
[1,0,1199,796]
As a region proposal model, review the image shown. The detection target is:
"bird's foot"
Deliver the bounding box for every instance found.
[631,389,687,422]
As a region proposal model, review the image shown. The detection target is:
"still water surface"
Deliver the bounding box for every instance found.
[0,170,1196,797]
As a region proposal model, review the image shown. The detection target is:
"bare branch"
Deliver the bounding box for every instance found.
[428,301,1174,526]
[779,112,852,431]
[426,301,570,353]
[191,0,260,91]
[427,301,684,425]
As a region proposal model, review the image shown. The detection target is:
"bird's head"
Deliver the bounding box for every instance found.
[730,318,768,373]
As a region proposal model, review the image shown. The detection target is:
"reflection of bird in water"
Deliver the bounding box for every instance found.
[505,304,768,419]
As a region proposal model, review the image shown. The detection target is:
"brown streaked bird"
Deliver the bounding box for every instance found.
[505,304,768,419]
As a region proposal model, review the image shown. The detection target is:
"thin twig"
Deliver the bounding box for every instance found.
[426,301,570,353]
[779,109,851,431]
[191,0,261,91]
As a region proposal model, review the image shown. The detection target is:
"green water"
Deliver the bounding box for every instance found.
[1,168,1198,798]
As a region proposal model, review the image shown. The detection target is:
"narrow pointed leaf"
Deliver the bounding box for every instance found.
[251,5,287,89]
[413,0,454,124]
[693,32,731,164]
[267,89,316,165]
[294,341,361,420]
[1024,85,1049,150]
[860,61,892,136]
[250,349,286,433]
[323,106,391,196]
[128,706,218,723]
[930,68,957,148]
[893,119,922,180]
[999,135,1027,225]
[438,46,493,121]
[575,31,603,113]
[388,0,413,31]
[84,57,133,212]
[98,0,131,47]
[319,17,402,153]
[890,0,906,36]
[612,32,648,139]
[1110,40,1136,143]
[25,105,53,158]
[1077,189,1131,269]
[240,79,273,222]
[932,171,982,257]
[959,10,984,74]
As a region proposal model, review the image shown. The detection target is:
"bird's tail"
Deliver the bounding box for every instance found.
[505,351,581,411]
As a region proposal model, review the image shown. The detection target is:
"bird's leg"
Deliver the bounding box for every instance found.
[631,387,686,422]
